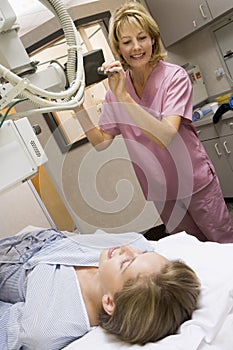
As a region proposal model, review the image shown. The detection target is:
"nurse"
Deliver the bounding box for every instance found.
[77,1,233,242]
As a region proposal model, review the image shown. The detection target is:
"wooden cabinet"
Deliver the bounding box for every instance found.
[194,113,233,198]
[31,166,75,231]
[145,0,233,47]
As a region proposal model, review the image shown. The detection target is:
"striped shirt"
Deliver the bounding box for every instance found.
[0,228,153,350]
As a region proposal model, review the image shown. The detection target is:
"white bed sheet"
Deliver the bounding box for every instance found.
[63,232,233,350]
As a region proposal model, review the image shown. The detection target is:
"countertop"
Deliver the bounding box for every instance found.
[193,110,233,127]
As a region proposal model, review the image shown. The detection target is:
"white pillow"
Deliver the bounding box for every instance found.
[64,232,233,350]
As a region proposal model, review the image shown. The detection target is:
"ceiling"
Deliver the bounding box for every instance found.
[6,0,97,35]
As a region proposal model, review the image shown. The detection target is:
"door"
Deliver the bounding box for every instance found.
[213,17,233,81]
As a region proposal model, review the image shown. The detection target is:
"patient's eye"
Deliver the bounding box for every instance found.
[120,259,131,268]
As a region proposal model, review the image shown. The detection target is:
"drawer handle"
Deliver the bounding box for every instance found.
[223,141,231,154]
[230,122,233,128]
[196,129,201,135]
[214,143,222,156]
[199,4,208,18]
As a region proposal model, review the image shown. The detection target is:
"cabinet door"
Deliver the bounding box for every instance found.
[215,116,233,138]
[195,123,219,141]
[207,0,233,18]
[202,139,233,197]
[221,135,233,171]
[145,0,212,46]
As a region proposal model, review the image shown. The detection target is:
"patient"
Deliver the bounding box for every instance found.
[0,228,200,349]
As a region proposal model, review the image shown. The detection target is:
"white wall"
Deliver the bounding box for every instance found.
[166,24,232,98]
[0,182,53,237]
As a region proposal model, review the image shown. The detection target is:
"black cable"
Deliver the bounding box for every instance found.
[213,94,233,124]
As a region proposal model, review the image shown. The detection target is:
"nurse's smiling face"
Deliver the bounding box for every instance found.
[118,23,154,70]
[98,245,169,296]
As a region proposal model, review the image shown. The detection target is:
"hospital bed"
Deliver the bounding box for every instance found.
[8,226,233,350]
[62,231,233,350]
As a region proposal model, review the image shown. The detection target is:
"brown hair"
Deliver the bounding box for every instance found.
[99,260,200,345]
[109,1,167,70]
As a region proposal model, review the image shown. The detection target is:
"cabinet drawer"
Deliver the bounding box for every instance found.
[215,118,233,137]
[195,124,218,141]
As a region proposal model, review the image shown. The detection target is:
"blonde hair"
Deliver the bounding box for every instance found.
[99,260,200,345]
[109,1,167,70]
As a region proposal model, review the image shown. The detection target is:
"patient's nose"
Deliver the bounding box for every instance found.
[119,245,141,257]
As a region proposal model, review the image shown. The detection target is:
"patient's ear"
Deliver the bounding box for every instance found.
[102,294,115,315]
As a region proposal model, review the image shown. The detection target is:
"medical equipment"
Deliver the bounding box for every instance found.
[0,0,84,116]
[0,0,85,192]
[185,64,209,106]
[0,118,48,192]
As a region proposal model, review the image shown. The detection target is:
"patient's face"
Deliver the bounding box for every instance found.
[98,245,169,295]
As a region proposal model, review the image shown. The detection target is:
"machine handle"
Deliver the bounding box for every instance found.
[199,4,208,18]
[223,141,231,154]
[214,143,222,156]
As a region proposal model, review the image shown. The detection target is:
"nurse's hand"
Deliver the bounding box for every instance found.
[101,61,128,101]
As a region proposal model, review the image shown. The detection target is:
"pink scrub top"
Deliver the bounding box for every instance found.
[99,60,215,201]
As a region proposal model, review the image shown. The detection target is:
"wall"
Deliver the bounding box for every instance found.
[166,24,232,98]
[17,0,232,234]
[25,110,160,234]
[20,0,127,48]
[0,182,52,237]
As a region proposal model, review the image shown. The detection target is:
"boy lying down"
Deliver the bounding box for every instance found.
[0,228,200,350]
